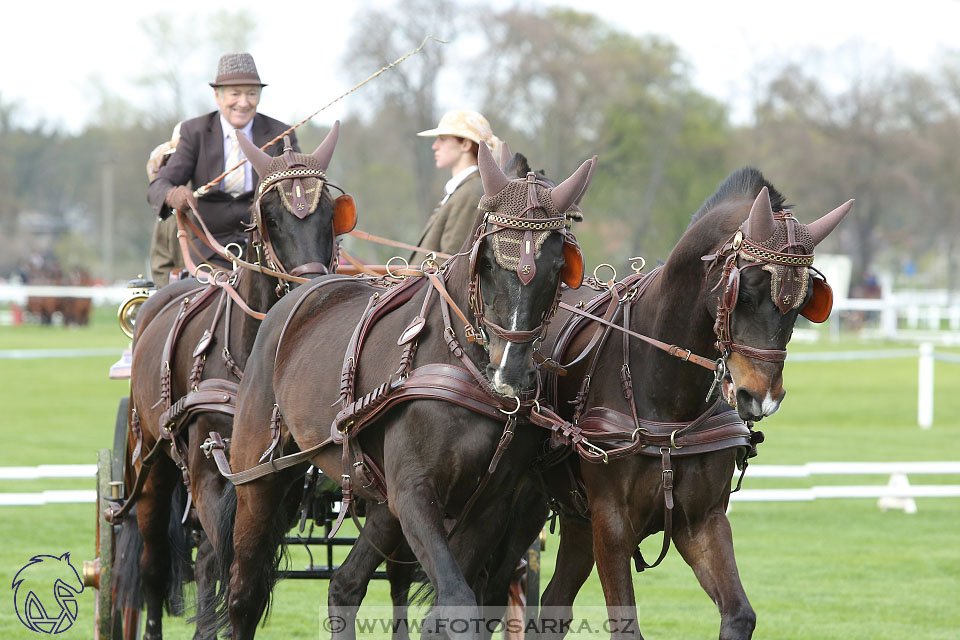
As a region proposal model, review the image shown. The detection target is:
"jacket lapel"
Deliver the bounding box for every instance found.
[251,114,270,147]
[202,112,225,187]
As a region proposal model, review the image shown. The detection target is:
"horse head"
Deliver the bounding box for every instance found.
[690,168,853,421]
[472,143,593,396]
[236,121,355,285]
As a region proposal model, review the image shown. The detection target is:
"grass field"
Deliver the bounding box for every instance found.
[0,308,958,638]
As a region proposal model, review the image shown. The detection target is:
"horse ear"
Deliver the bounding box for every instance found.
[311,120,340,171]
[573,155,598,209]
[478,141,510,197]
[808,199,855,246]
[498,140,513,171]
[550,158,593,214]
[744,186,775,242]
[235,132,273,180]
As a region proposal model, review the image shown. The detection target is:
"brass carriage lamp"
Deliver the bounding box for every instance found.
[117,275,156,339]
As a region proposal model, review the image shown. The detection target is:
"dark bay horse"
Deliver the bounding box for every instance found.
[117,123,351,639]
[319,151,583,640]
[531,167,853,639]
[206,143,594,639]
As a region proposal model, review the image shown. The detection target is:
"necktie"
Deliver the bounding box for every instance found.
[223,129,245,196]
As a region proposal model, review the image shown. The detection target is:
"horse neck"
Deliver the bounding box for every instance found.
[231,269,280,368]
[436,253,489,365]
[628,249,720,421]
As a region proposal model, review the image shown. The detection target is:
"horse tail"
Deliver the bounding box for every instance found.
[199,474,301,635]
[111,505,145,615]
[196,482,237,638]
[165,481,192,616]
[409,569,435,608]
[110,481,192,618]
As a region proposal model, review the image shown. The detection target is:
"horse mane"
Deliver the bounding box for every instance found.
[689,166,787,227]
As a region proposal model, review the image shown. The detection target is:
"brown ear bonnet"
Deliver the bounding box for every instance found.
[476,144,592,289]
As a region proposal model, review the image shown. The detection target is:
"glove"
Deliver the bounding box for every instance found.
[164,185,198,213]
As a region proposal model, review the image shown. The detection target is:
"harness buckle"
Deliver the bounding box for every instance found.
[661,467,674,488]
[705,357,727,402]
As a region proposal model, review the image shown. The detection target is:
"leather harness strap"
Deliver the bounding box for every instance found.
[540,265,762,573]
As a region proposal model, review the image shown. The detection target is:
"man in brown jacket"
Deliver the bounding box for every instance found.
[411,110,501,265]
[147,53,298,273]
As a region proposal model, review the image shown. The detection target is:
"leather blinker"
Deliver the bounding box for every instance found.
[333,194,357,235]
[724,265,740,312]
[800,276,833,323]
[561,238,584,289]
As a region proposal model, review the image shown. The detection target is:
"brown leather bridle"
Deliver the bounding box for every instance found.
[464,172,583,348]
[246,152,355,296]
[707,211,824,364]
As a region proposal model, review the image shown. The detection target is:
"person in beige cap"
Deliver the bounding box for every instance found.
[147,53,298,273]
[146,121,185,286]
[410,110,501,264]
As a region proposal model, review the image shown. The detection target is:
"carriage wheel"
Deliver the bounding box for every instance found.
[87,398,141,639]
[90,448,118,639]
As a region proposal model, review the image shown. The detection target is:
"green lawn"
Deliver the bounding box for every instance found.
[0,309,957,638]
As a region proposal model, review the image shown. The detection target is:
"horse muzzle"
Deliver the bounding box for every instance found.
[486,341,537,396]
[724,355,786,422]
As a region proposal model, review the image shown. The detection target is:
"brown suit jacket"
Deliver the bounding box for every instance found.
[411,170,484,265]
[147,111,298,266]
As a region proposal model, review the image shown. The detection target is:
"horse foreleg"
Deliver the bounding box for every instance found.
[227,476,292,640]
[475,488,549,640]
[391,484,478,640]
[672,510,755,640]
[191,534,216,640]
[538,514,595,640]
[385,543,417,640]
[328,501,405,639]
[591,503,644,640]
[137,459,179,640]
[190,455,229,640]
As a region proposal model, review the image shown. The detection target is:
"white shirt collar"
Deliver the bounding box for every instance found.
[220,114,254,140]
[444,164,478,196]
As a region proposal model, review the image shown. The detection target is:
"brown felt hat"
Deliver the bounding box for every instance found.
[209,53,267,87]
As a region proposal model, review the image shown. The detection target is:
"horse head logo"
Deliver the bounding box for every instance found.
[11,553,84,634]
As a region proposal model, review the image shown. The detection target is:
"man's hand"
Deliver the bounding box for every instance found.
[164,185,198,213]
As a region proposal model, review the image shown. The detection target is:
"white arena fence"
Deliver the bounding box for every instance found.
[0,283,130,306]
[788,342,959,429]
[2,282,960,340]
[2,463,957,513]
[1,301,956,511]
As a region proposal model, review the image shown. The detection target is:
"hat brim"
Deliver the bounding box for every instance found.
[209,80,268,88]
[416,126,481,144]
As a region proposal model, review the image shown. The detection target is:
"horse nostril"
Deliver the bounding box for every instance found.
[735,388,763,420]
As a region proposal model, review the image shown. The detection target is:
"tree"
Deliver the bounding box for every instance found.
[470,7,733,264]
[340,0,460,219]
[745,51,940,289]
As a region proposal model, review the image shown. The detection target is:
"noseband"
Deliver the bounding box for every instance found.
[708,210,821,363]
[466,172,578,348]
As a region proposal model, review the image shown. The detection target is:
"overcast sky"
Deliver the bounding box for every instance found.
[4,0,959,133]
